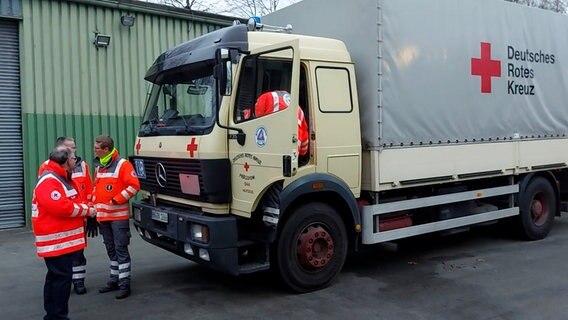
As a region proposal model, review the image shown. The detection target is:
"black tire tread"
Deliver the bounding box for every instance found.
[518,176,556,240]
[275,202,348,293]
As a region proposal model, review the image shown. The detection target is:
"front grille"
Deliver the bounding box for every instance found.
[130,156,230,203]
[138,157,203,193]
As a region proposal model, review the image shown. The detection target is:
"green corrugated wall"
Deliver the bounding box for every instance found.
[20,0,235,226]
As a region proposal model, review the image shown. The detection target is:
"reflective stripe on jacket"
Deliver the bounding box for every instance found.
[32,162,88,258]
[93,150,140,221]
[255,90,290,116]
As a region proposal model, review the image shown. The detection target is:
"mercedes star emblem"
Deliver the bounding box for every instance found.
[155,163,167,187]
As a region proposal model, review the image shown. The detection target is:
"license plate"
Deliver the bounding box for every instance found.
[134,159,146,179]
[151,210,168,223]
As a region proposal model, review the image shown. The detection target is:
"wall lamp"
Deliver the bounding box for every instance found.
[93,33,111,48]
[121,15,136,27]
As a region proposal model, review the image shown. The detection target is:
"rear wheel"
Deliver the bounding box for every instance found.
[275,202,348,293]
[518,176,556,240]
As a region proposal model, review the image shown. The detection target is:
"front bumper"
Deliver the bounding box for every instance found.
[132,200,243,275]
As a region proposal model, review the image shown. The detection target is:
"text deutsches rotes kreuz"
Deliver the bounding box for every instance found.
[507,46,555,96]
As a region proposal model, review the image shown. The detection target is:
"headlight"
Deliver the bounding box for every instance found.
[190,223,209,243]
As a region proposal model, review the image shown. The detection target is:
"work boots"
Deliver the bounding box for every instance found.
[115,287,131,300]
[73,282,86,295]
[98,282,119,294]
[99,282,130,299]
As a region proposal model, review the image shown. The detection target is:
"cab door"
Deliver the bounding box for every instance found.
[228,40,300,215]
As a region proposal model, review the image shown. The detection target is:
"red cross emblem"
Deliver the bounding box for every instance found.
[135,139,142,155]
[244,162,250,172]
[471,42,501,93]
[186,137,198,158]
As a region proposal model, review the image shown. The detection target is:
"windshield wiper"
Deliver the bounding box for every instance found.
[169,115,199,135]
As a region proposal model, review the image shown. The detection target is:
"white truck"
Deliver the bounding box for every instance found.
[130,0,568,292]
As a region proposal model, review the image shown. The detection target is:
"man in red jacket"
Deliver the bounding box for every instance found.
[38,136,94,295]
[93,135,140,299]
[243,90,309,156]
[32,146,96,320]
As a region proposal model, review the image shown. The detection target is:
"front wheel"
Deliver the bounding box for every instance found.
[518,176,556,240]
[275,202,348,293]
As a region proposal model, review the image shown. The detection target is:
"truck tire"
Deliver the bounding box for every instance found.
[518,176,556,240]
[275,202,348,292]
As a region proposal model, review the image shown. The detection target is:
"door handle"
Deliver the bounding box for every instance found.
[282,155,292,177]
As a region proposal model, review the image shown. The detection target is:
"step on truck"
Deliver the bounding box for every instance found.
[130,0,568,292]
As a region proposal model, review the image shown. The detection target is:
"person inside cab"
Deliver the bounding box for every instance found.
[244,90,309,157]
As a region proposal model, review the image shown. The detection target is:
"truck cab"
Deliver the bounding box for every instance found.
[131,21,362,292]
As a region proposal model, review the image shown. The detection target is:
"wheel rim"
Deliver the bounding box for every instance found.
[531,191,548,226]
[297,224,334,270]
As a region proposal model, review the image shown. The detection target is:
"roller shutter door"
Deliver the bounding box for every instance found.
[0,20,24,229]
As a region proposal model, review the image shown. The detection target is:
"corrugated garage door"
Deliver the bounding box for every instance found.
[0,19,24,229]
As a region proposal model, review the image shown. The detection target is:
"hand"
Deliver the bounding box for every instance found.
[86,217,99,238]
[87,206,97,217]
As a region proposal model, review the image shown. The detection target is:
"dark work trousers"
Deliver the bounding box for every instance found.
[43,252,73,320]
[99,220,131,289]
[71,249,86,286]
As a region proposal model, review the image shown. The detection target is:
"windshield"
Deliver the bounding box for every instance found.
[140,72,217,136]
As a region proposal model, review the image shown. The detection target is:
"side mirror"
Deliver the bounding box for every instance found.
[224,60,232,96]
[213,48,246,145]
[215,48,233,96]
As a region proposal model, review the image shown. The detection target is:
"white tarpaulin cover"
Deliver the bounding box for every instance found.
[265,0,568,149]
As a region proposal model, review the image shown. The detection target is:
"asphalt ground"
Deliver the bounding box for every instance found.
[2,217,568,320]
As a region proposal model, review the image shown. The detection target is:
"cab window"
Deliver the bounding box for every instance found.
[234,48,293,123]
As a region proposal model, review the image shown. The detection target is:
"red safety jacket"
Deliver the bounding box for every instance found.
[296,107,309,156]
[254,91,309,156]
[39,158,93,203]
[72,159,93,203]
[93,149,140,222]
[32,161,92,258]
